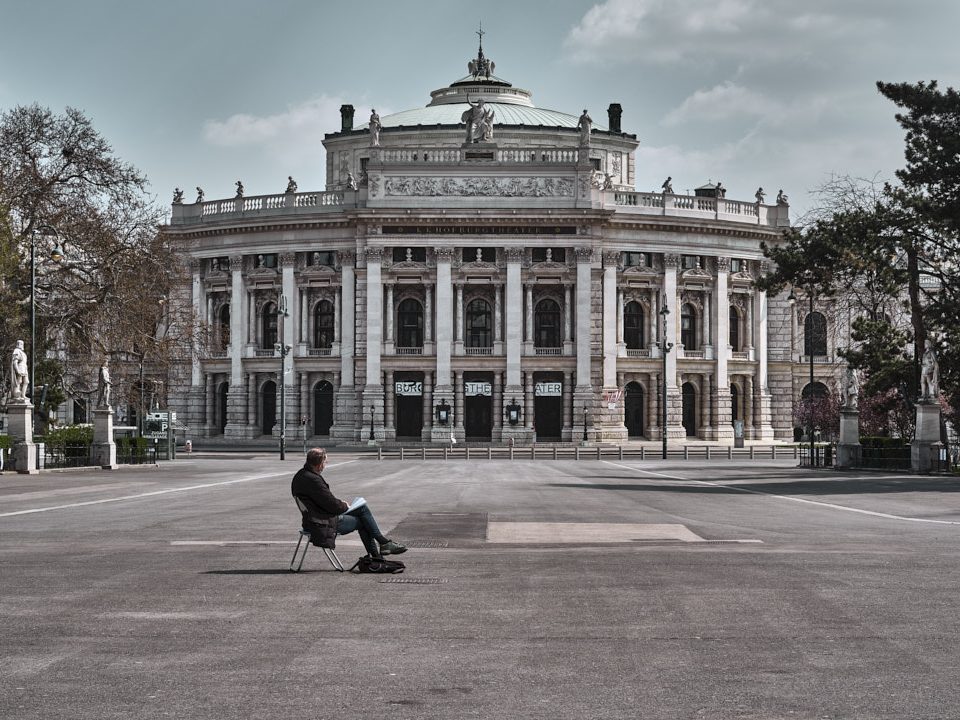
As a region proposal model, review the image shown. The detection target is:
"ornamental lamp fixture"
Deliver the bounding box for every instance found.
[505,398,521,426]
[436,399,451,425]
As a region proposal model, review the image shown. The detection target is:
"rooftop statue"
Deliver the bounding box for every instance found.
[577,109,592,146]
[777,189,789,205]
[755,187,766,204]
[196,186,204,203]
[172,188,184,204]
[462,98,494,143]
[235,180,244,198]
[286,176,298,193]
[10,340,28,402]
[369,109,381,147]
[661,177,674,194]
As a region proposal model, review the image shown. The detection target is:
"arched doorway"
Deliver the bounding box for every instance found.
[682,382,697,437]
[625,381,645,437]
[217,381,229,434]
[313,380,333,436]
[261,380,276,436]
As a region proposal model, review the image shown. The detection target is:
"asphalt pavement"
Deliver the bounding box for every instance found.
[2,454,960,719]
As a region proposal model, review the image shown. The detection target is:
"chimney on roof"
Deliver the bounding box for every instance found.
[607,103,622,134]
[340,104,355,132]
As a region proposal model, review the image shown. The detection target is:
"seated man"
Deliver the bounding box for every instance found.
[291,447,406,559]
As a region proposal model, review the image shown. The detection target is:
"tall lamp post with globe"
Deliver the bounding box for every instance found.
[659,304,673,460]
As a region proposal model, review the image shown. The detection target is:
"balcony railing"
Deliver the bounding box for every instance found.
[254,349,275,358]
[396,347,423,355]
[308,348,333,357]
[731,351,750,360]
[682,350,706,359]
[535,347,562,356]
[626,348,651,358]
[465,346,493,356]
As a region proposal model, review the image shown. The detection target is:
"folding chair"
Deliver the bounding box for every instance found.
[290,497,344,572]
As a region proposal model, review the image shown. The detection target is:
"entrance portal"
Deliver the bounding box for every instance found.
[625,381,644,437]
[261,380,276,436]
[395,373,424,438]
[534,375,563,441]
[682,382,696,437]
[464,375,492,439]
[314,381,333,436]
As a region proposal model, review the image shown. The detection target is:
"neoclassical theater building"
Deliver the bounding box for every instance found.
[166,43,820,445]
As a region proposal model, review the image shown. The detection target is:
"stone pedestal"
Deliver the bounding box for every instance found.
[7,401,37,474]
[911,402,942,473]
[836,408,861,469]
[93,407,118,470]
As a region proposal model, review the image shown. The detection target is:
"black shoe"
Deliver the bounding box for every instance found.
[379,540,407,555]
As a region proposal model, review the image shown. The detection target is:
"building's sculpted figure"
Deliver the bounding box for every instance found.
[755,187,765,204]
[776,189,789,205]
[10,340,28,402]
[369,109,381,147]
[172,188,184,204]
[195,186,204,203]
[346,172,358,191]
[235,180,244,198]
[577,109,592,146]
[844,366,860,409]
[286,176,298,193]
[661,177,674,194]
[462,98,493,143]
[920,344,940,401]
[96,361,112,408]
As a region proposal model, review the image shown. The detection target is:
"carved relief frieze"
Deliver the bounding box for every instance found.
[384,175,575,197]
[575,246,593,263]
[680,291,704,311]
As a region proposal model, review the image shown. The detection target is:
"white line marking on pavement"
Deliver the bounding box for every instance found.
[0,461,357,518]
[169,538,364,546]
[601,460,960,526]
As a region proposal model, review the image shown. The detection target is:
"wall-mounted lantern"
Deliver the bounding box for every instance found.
[436,398,451,425]
[505,397,521,426]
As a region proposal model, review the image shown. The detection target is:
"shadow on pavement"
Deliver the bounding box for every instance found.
[203,569,310,575]
[550,477,960,496]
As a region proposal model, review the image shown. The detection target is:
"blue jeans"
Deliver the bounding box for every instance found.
[337,504,388,556]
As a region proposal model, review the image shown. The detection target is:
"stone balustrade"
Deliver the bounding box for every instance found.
[374,147,580,164]
[173,190,349,225]
[613,191,786,227]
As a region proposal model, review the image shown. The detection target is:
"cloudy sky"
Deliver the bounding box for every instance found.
[2,0,957,221]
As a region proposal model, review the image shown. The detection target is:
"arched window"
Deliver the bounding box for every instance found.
[313,299,334,349]
[218,304,231,350]
[466,299,492,348]
[801,381,829,399]
[397,298,424,348]
[681,303,697,350]
[804,312,827,356]
[729,306,740,351]
[534,299,561,348]
[261,302,278,350]
[624,301,645,349]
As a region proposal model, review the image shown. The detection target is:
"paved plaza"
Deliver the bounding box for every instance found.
[2,454,960,719]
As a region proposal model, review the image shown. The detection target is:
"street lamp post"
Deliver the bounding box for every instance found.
[28,226,64,413]
[369,405,375,441]
[583,406,588,442]
[659,305,673,460]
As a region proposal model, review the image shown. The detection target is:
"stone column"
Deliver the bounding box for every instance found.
[247,372,257,427]
[602,251,618,388]
[744,374,754,440]
[91,407,117,469]
[662,253,684,438]
[424,284,434,350]
[704,292,713,358]
[363,247,384,440]
[493,283,503,354]
[754,273,774,439]
[421,370,433,442]
[205,374,216,433]
[492,371,503,438]
[563,371,573,442]
[298,372,309,436]
[648,288,658,354]
[712,257,733,441]
[563,284,573,355]
[837,406,862,469]
[190,261,203,388]
[912,401,942,473]
[454,371,465,439]
[454,283,464,355]
[224,256,250,437]
[330,250,356,443]
[524,372,535,435]
[334,288,341,345]
[384,370,395,439]
[700,374,711,440]
[746,294,755,360]
[525,284,534,347]
[574,246,594,441]
[431,248,455,443]
[280,253,296,435]
[502,247,526,443]
[385,283,394,352]
[646,372,657,438]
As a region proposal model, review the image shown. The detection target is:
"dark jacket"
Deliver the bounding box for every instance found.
[291,464,348,548]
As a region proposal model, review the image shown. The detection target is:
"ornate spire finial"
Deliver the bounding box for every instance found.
[467,24,495,79]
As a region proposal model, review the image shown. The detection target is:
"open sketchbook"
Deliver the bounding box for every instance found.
[346,496,367,513]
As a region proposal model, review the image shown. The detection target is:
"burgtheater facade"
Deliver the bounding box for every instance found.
[166,45,801,445]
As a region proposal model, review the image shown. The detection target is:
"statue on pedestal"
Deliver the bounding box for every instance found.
[369,109,381,147]
[10,340,28,402]
[577,109,592,147]
[462,98,494,143]
[920,344,940,401]
[286,176,298,193]
[96,361,112,408]
[843,366,860,409]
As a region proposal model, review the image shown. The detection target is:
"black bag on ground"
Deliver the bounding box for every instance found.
[349,555,405,574]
